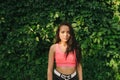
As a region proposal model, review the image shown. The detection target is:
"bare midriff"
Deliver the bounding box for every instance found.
[56,66,76,75]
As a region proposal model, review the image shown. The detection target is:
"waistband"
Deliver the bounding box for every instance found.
[54,69,77,80]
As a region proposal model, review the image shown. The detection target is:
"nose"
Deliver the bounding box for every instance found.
[64,32,67,36]
[64,32,69,37]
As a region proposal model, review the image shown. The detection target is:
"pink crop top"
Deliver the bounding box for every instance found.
[55,43,77,67]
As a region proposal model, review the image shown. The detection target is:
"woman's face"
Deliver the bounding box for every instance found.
[59,25,70,43]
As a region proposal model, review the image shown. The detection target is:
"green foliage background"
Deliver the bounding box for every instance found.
[0,0,120,80]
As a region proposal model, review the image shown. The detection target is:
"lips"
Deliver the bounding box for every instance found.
[63,37,68,39]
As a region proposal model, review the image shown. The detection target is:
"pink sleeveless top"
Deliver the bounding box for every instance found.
[55,43,77,67]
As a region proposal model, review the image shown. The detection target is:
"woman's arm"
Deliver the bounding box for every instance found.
[47,44,55,80]
[77,63,83,80]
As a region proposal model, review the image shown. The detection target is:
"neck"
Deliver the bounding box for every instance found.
[59,42,67,47]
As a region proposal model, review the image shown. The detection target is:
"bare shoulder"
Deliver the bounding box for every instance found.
[49,44,56,53]
[50,44,56,49]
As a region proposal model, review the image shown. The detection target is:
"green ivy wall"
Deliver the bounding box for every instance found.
[0,0,120,80]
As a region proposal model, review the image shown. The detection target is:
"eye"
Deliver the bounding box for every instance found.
[61,31,65,33]
[67,31,70,33]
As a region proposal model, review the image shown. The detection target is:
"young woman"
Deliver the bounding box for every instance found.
[47,22,82,80]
